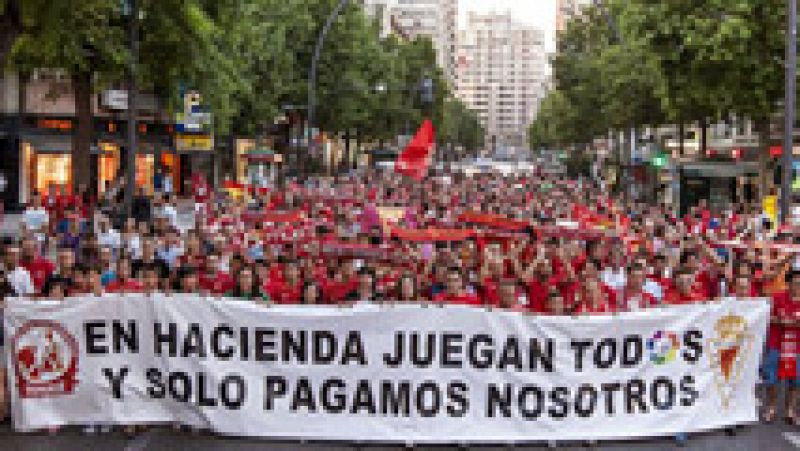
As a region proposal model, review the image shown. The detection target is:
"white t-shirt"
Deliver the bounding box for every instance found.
[98,228,122,249]
[22,207,48,232]
[7,266,34,296]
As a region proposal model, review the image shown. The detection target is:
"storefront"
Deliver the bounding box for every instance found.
[678,162,759,215]
[14,115,177,203]
[234,138,283,187]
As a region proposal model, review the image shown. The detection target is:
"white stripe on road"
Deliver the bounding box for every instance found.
[784,432,800,449]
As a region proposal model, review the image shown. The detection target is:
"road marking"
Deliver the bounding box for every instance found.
[784,432,800,449]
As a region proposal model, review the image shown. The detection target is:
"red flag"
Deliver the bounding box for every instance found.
[396,119,435,180]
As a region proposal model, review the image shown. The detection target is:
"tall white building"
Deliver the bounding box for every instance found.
[362,0,396,38]
[556,0,593,32]
[455,12,548,151]
[387,0,458,83]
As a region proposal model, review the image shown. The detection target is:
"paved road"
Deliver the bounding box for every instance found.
[1,423,798,450]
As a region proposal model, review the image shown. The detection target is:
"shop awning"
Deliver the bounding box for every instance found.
[22,134,72,153]
[245,148,282,163]
[680,162,759,178]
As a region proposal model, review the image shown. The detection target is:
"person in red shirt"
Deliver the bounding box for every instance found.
[264,259,302,304]
[680,250,714,299]
[664,269,707,305]
[763,270,800,424]
[648,254,673,292]
[178,233,207,270]
[432,267,482,306]
[394,273,420,302]
[574,278,615,315]
[105,258,144,293]
[544,288,567,316]
[198,254,235,295]
[20,237,54,292]
[176,267,200,293]
[346,267,380,304]
[497,277,525,311]
[619,263,658,311]
[140,264,161,294]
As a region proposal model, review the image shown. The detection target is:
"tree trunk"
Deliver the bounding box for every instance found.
[700,118,708,157]
[72,70,92,195]
[678,122,685,157]
[0,0,21,68]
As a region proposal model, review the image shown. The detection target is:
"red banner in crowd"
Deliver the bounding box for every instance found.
[396,119,435,180]
[320,242,394,260]
[390,227,474,242]
[458,212,530,231]
[241,210,304,224]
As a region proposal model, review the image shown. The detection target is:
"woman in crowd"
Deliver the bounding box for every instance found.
[394,273,420,302]
[301,280,322,305]
[228,265,269,303]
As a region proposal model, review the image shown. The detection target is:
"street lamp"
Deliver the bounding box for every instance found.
[307,0,350,178]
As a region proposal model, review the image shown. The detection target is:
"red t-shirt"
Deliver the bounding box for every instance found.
[692,271,714,299]
[482,277,500,307]
[264,279,302,304]
[663,288,706,305]
[178,254,207,271]
[21,256,55,291]
[618,290,658,311]
[574,300,615,315]
[105,279,145,293]
[769,292,800,349]
[432,292,483,306]
[199,272,235,295]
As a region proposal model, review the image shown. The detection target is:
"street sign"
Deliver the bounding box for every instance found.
[175,133,213,151]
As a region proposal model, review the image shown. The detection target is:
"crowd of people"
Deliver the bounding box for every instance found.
[0,167,799,440]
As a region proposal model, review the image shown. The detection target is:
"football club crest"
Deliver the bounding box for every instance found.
[708,314,753,409]
[12,320,80,399]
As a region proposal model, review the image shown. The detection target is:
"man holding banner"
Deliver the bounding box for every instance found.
[0,166,797,448]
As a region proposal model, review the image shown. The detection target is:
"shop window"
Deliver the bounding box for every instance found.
[136,154,155,193]
[98,142,120,193]
[35,154,71,195]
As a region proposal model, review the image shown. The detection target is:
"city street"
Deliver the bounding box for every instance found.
[1,422,799,450]
[3,0,800,450]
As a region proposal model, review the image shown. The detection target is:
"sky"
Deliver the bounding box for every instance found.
[458,0,557,53]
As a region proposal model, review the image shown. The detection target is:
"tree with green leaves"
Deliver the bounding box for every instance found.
[4,0,242,189]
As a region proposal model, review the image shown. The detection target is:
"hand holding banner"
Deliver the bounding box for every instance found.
[4,297,768,443]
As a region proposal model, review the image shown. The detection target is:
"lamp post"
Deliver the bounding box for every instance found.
[307,0,350,178]
[782,0,797,223]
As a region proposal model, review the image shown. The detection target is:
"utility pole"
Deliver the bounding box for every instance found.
[782,0,797,223]
[124,0,138,214]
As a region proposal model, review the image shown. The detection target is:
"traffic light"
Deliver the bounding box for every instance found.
[421,77,434,104]
[651,152,667,168]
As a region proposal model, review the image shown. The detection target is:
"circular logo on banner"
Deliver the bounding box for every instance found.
[12,319,80,399]
[647,330,680,365]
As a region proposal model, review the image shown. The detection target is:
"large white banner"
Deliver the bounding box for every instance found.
[4,296,768,443]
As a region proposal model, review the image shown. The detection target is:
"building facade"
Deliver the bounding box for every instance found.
[387,0,457,83]
[0,70,214,208]
[362,0,396,38]
[455,12,548,152]
[556,0,593,32]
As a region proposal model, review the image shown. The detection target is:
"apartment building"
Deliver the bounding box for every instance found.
[556,0,593,32]
[388,0,458,83]
[455,12,548,151]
